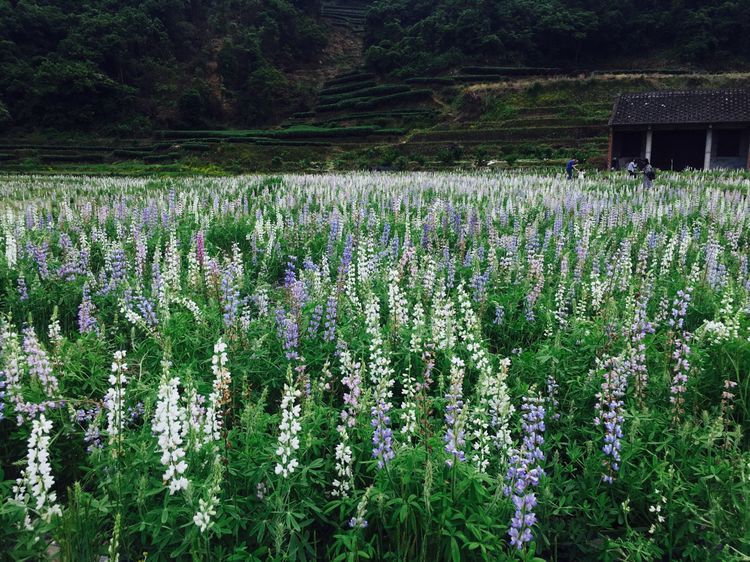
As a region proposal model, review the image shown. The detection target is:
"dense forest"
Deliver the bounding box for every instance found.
[0,0,327,132]
[364,0,750,75]
[1,0,749,132]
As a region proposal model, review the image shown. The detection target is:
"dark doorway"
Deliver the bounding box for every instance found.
[651,129,706,171]
[716,129,742,157]
[617,131,644,157]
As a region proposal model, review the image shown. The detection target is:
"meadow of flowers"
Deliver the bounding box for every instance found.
[0,171,748,561]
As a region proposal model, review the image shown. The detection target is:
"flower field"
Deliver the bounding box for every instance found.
[0,172,748,561]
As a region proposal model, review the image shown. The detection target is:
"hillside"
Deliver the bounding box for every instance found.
[1,1,750,172]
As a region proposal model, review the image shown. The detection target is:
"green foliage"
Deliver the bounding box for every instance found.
[364,0,750,75]
[0,0,327,131]
[0,172,749,560]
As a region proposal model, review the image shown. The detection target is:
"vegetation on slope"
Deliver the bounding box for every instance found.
[0,0,327,132]
[364,0,750,76]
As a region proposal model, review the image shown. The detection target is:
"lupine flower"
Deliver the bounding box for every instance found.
[193,456,223,533]
[221,269,241,328]
[668,285,693,421]
[153,367,189,494]
[365,296,395,469]
[444,356,467,466]
[493,304,505,326]
[23,325,58,396]
[104,350,128,452]
[17,277,28,300]
[504,391,546,550]
[322,293,338,342]
[546,375,561,421]
[349,486,372,529]
[0,369,6,422]
[274,368,302,478]
[282,314,300,361]
[78,283,99,335]
[12,414,62,528]
[593,355,627,483]
[307,304,323,338]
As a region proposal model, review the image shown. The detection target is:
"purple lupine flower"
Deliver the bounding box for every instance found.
[380,222,391,247]
[284,257,297,288]
[445,253,456,289]
[221,270,241,328]
[78,283,99,335]
[593,356,627,483]
[0,369,6,421]
[629,295,654,399]
[322,294,338,342]
[126,401,145,424]
[290,280,308,311]
[668,289,691,330]
[307,305,323,338]
[107,247,127,293]
[444,356,466,466]
[670,337,691,419]
[470,269,490,303]
[525,252,545,322]
[33,241,50,280]
[390,232,400,260]
[22,326,58,395]
[494,304,505,326]
[135,296,158,327]
[283,315,299,361]
[370,393,394,469]
[75,406,104,452]
[339,234,353,277]
[17,277,28,301]
[504,392,546,550]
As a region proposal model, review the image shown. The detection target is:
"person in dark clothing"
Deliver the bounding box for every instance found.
[642,159,655,188]
[565,158,578,180]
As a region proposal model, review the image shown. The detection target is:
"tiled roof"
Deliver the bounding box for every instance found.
[609,89,750,126]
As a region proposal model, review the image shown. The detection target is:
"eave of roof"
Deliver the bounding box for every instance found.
[609,89,750,126]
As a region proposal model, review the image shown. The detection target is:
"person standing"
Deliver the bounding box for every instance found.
[627,159,638,177]
[566,158,578,180]
[642,159,655,188]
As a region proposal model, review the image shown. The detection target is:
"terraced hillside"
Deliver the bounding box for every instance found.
[320,0,370,32]
[2,68,750,173]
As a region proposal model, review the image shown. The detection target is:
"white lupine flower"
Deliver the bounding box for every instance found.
[193,457,223,533]
[104,350,128,450]
[211,338,231,408]
[457,285,513,469]
[387,267,408,328]
[409,302,425,354]
[274,370,302,478]
[332,348,361,497]
[153,372,189,494]
[5,227,17,269]
[47,313,63,350]
[12,413,62,527]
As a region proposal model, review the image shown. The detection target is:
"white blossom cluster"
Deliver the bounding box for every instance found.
[153,371,189,494]
[193,457,223,533]
[13,414,62,528]
[274,371,302,478]
[104,350,128,449]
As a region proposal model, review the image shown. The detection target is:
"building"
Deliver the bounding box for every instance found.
[608,89,750,171]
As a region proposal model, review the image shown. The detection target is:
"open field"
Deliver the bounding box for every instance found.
[0,172,749,561]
